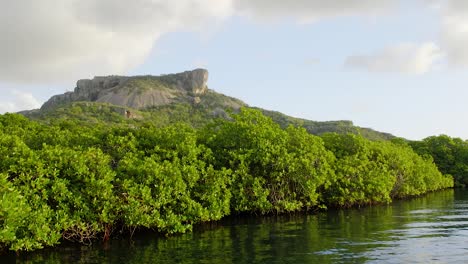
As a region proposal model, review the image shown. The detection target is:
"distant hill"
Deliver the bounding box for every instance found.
[22,69,394,140]
[257,109,394,141]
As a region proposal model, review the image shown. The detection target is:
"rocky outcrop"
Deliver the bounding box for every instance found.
[75,76,128,101]
[41,69,209,110]
[41,76,128,110]
[160,68,208,95]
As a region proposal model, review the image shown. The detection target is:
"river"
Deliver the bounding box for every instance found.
[4,189,468,263]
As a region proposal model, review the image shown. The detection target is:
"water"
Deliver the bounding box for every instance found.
[4,189,468,263]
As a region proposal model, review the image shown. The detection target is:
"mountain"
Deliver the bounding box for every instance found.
[40,69,243,110]
[23,69,394,140]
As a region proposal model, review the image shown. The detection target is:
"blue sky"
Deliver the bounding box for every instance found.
[1,0,468,140]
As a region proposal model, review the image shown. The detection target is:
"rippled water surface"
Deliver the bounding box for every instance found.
[4,189,468,263]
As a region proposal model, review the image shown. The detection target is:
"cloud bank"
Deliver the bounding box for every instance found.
[344,42,442,74]
[1,0,468,84]
[233,0,394,22]
[440,0,468,67]
[0,91,41,113]
[0,0,233,83]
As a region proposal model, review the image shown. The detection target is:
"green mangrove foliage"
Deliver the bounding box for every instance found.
[116,124,232,234]
[321,133,452,207]
[200,109,335,213]
[0,110,453,252]
[409,135,468,187]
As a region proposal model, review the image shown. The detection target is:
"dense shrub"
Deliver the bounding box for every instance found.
[0,110,454,251]
[410,135,468,187]
[321,133,453,207]
[201,109,334,213]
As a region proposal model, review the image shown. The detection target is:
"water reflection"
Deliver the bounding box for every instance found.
[5,189,468,263]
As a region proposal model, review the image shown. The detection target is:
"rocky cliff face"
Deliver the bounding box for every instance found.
[41,69,210,110]
[160,68,208,95]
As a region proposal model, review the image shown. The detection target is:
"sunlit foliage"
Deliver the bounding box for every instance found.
[0,109,453,252]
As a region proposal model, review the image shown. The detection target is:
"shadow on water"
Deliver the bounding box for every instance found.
[4,189,468,263]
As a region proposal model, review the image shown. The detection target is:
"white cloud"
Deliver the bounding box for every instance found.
[419,0,468,67]
[0,0,413,86]
[0,0,233,84]
[0,91,41,113]
[4,0,468,86]
[344,42,442,74]
[233,0,395,23]
[0,0,402,85]
[234,0,468,71]
[438,0,468,67]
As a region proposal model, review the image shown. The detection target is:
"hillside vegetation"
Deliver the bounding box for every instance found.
[25,100,393,141]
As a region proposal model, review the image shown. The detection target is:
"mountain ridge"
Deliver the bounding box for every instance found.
[23,69,394,140]
[41,69,214,110]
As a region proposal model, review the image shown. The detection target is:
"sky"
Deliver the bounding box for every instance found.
[1,0,468,140]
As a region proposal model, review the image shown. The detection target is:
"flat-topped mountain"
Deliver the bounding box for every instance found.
[27,69,393,141]
[41,69,230,110]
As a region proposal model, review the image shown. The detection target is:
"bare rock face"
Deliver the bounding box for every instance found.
[75,76,128,101]
[177,68,208,95]
[41,69,209,110]
[158,68,208,95]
